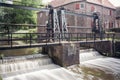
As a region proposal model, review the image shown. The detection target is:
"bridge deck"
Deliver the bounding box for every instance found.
[0,42,61,50]
[0,40,109,50]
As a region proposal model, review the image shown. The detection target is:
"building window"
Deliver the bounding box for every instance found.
[108,10,112,15]
[80,3,84,9]
[109,10,112,15]
[75,4,80,10]
[91,6,95,12]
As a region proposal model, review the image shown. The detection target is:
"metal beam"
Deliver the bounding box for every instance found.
[65,11,93,17]
[0,42,60,50]
[0,23,46,27]
[0,2,49,11]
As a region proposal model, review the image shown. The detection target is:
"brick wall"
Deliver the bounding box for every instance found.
[37,11,48,33]
[37,1,116,33]
[116,7,120,28]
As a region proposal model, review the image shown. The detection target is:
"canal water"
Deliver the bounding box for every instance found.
[0,49,120,80]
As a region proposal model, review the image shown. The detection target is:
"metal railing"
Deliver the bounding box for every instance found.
[0,32,119,48]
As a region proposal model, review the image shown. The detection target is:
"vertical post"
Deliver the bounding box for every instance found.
[70,33,72,41]
[10,33,12,48]
[86,33,87,42]
[26,33,28,43]
[53,9,61,41]
[112,34,115,41]
[77,33,78,41]
[7,26,10,45]
[59,33,60,43]
[30,33,32,46]
[112,33,115,56]
[93,32,96,48]
[107,33,109,40]
[93,32,96,41]
[59,8,68,41]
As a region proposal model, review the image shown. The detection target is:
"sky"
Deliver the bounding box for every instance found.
[109,0,120,7]
[42,0,53,4]
[42,0,120,7]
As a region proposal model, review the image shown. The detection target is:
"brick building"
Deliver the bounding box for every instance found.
[37,0,116,33]
[116,7,120,28]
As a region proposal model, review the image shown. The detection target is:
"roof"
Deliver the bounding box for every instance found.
[102,0,116,9]
[49,0,115,9]
[49,0,83,7]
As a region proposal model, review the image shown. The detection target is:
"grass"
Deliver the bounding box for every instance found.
[0,76,2,80]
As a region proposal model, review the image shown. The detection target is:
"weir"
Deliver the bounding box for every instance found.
[0,2,120,80]
[1,48,120,80]
[0,53,78,80]
[0,54,53,76]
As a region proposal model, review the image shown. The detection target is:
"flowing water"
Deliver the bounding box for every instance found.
[0,54,78,80]
[68,49,120,80]
[1,49,120,80]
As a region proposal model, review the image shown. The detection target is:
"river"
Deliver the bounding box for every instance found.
[0,49,120,80]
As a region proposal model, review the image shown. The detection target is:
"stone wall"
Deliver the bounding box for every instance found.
[37,1,116,33]
[116,7,120,28]
[115,41,120,57]
[80,41,114,56]
[44,42,80,67]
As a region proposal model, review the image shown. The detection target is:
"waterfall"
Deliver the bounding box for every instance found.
[0,54,53,76]
[79,49,120,80]
[80,49,105,62]
[1,49,120,80]
[0,54,78,80]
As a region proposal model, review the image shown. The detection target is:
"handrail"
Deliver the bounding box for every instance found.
[0,32,119,49]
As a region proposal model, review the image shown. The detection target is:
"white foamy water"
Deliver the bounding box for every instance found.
[1,49,120,80]
[67,49,120,80]
[80,49,120,74]
[82,58,120,72]
[0,54,52,75]
[3,68,77,80]
[79,49,120,80]
[0,54,79,80]
[80,49,105,62]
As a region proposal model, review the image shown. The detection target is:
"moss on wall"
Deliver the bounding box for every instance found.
[0,76,2,80]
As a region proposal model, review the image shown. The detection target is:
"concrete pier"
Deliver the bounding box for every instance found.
[44,42,80,67]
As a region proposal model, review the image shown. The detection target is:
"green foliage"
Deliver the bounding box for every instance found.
[13,28,37,37]
[0,0,42,32]
[0,75,2,80]
[12,28,37,43]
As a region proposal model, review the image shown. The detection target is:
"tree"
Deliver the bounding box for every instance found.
[0,0,42,32]
[13,0,42,24]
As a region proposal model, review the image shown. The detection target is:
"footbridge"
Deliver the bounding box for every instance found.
[0,2,120,67]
